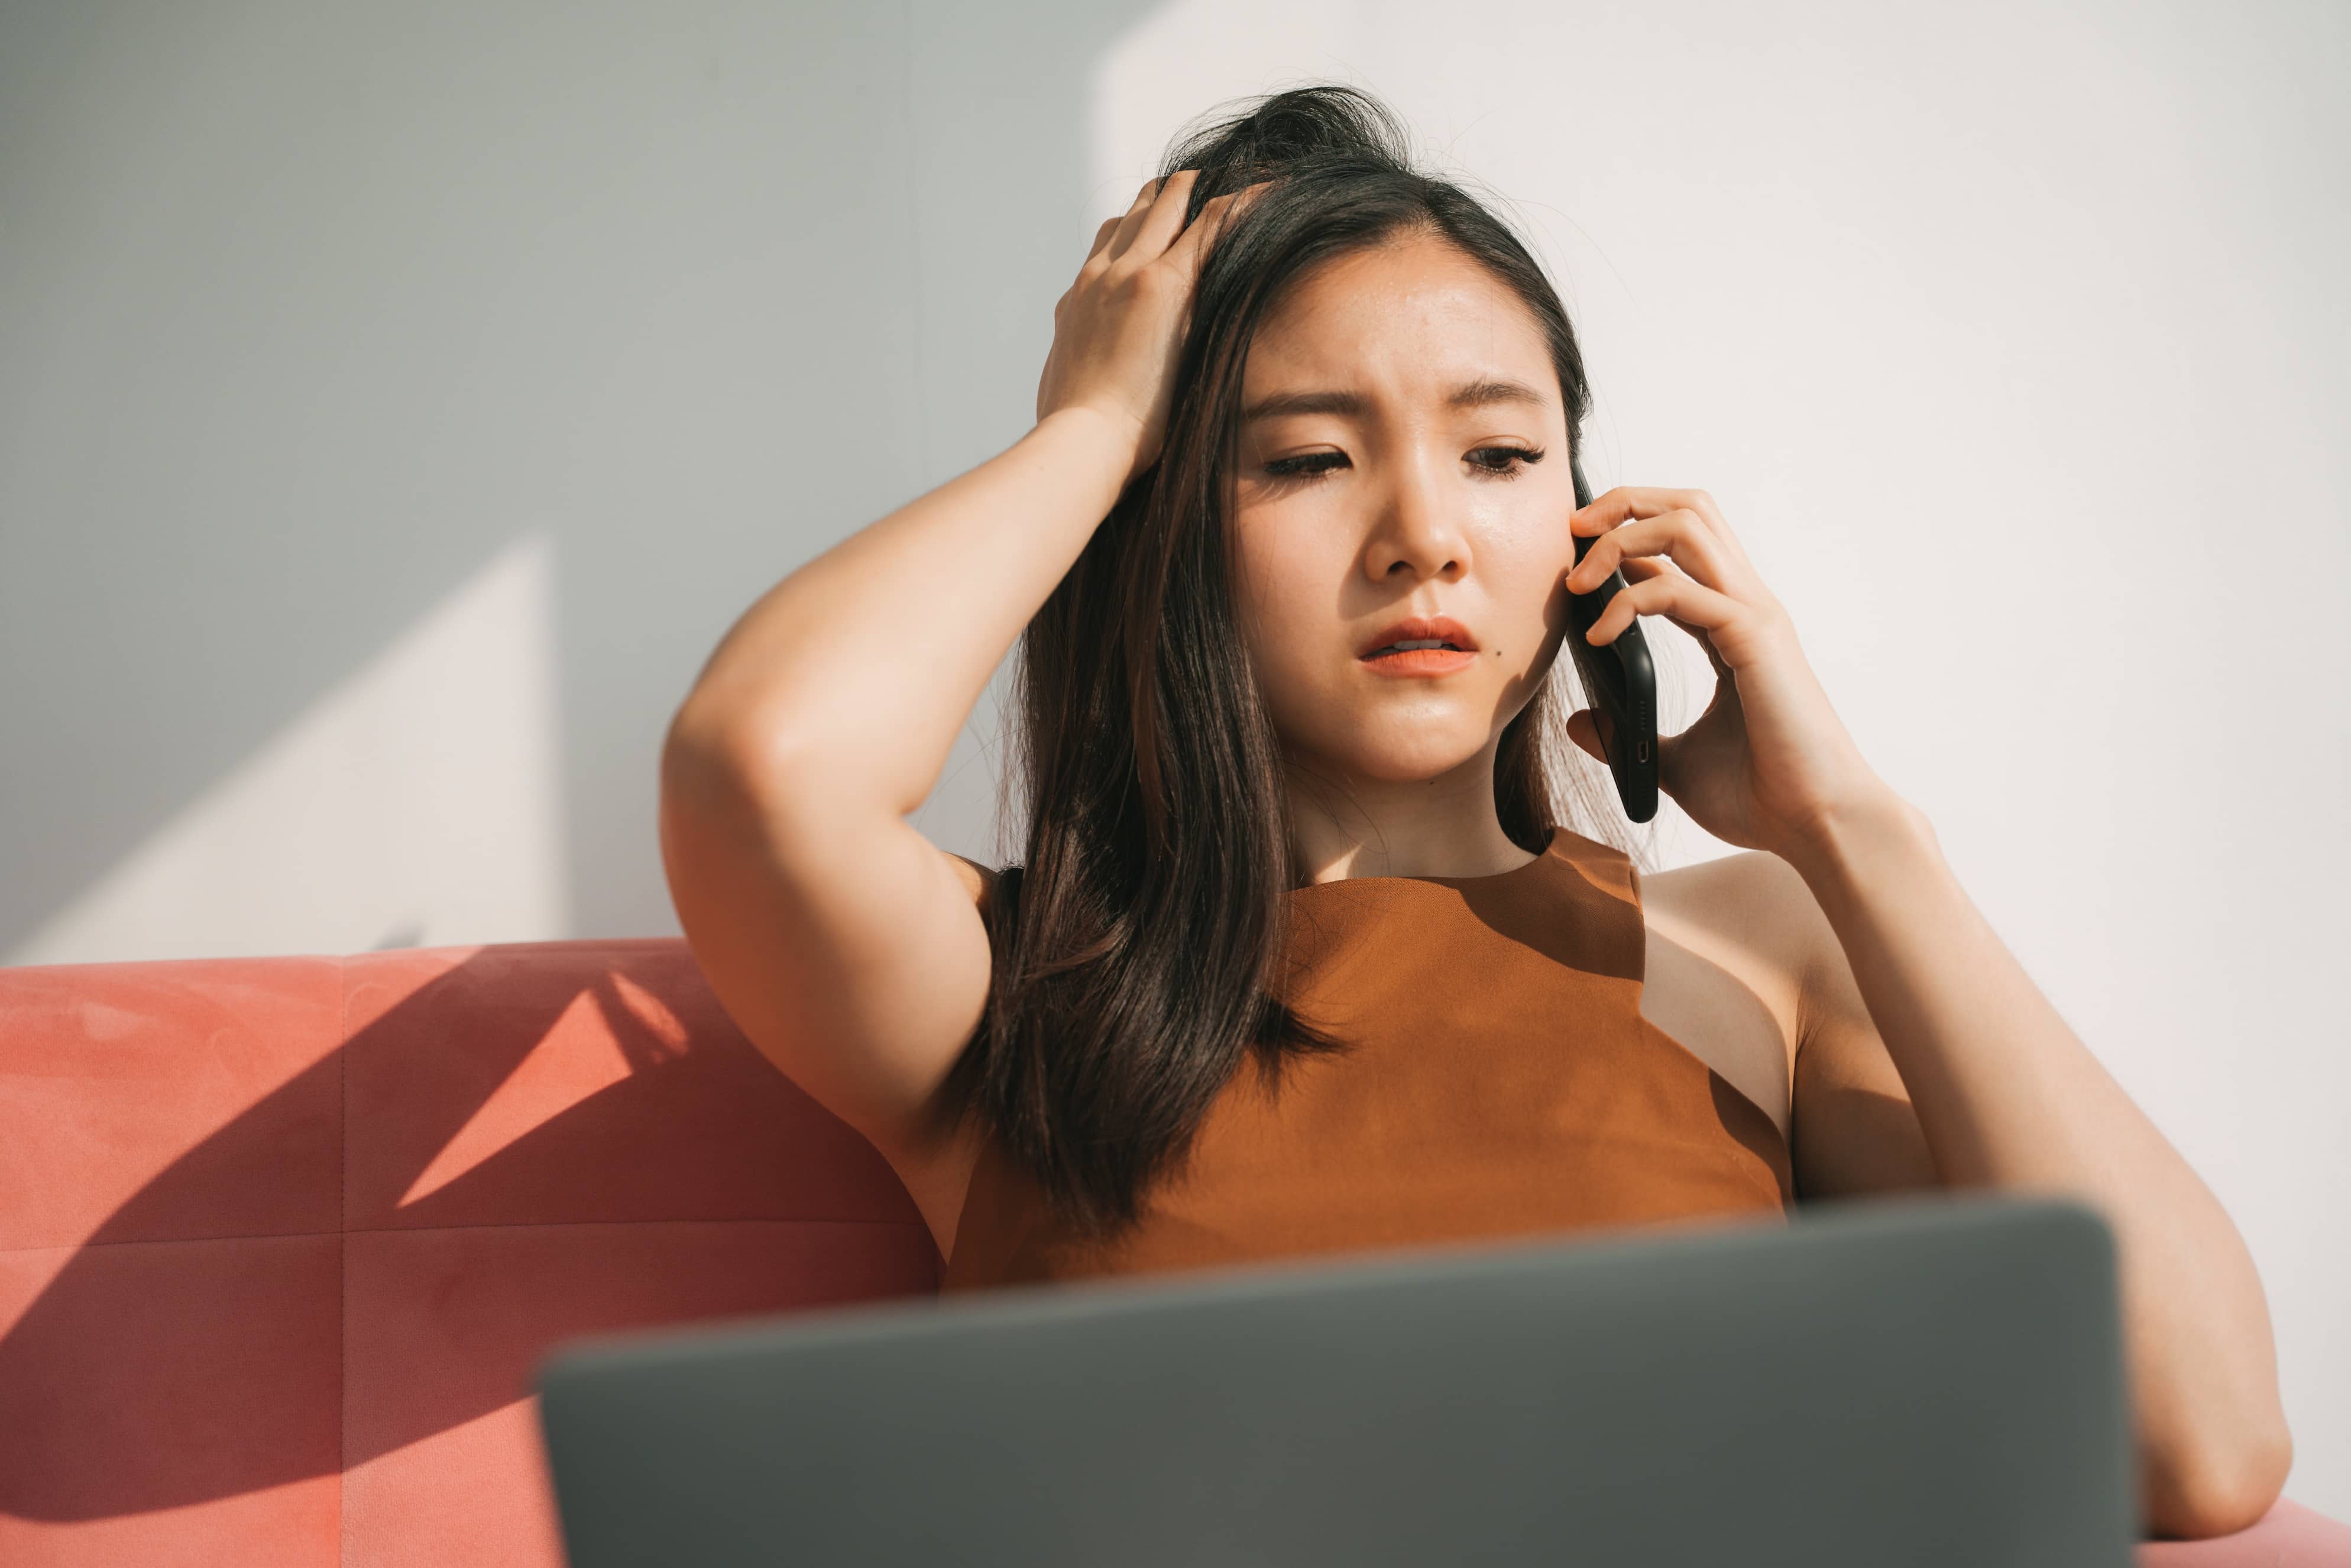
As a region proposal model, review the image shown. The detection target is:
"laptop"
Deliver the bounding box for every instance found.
[535,1190,2139,1567]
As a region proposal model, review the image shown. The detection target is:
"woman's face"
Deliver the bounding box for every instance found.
[1226,231,1577,798]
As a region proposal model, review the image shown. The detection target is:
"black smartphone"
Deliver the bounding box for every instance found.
[1565,455,1659,823]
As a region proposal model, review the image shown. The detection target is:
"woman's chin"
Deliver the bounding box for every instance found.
[1320,734,1494,785]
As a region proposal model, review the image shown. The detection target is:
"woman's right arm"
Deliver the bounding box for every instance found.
[659,169,1257,1165]
[658,408,1131,1161]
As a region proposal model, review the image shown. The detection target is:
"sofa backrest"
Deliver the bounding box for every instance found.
[0,939,940,1567]
[8,941,2347,1567]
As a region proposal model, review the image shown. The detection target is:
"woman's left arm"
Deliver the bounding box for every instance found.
[1561,485,2294,1542]
[1780,793,2292,1540]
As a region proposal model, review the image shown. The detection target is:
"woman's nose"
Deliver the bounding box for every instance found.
[1369,454,1469,579]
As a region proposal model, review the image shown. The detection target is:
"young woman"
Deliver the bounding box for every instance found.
[658,86,2288,1538]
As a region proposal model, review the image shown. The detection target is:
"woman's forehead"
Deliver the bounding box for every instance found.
[1244,243,1553,403]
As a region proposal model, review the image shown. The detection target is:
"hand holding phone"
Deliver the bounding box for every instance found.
[1565,456,1659,823]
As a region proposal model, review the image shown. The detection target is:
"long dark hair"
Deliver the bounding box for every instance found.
[918,82,1637,1240]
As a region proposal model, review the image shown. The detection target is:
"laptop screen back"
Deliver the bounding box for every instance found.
[537,1191,2136,1568]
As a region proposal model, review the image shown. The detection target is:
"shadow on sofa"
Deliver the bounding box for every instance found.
[2,940,2344,1566]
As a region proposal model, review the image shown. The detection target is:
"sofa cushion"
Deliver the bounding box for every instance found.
[0,940,940,1567]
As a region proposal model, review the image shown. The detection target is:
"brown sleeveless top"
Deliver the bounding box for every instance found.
[938,824,1793,1294]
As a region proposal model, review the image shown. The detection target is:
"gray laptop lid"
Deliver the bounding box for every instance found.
[536,1191,2138,1567]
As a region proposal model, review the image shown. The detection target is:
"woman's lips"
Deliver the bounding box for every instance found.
[1359,646,1478,676]
[1357,615,1477,657]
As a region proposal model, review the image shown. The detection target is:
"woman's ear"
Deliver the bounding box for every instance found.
[1565,707,1611,764]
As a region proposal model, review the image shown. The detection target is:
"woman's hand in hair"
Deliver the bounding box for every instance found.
[1563,487,1901,861]
[1035,169,1270,488]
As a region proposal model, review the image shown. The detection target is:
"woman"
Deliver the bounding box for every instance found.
[658,85,2287,1538]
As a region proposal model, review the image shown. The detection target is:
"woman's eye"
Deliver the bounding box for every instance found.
[1263,451,1348,481]
[1261,446,1546,482]
[1470,445,1545,478]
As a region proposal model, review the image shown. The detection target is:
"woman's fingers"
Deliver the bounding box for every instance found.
[1081,171,1267,290]
[1565,490,1788,652]
[1032,170,1270,471]
[1078,174,1168,281]
[1105,168,1199,266]
[1568,507,1735,597]
[1162,179,1272,275]
[1571,485,1689,529]
[1573,485,1753,565]
[1582,567,1748,652]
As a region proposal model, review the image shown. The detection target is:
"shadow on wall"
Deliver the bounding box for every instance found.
[0,0,1158,963]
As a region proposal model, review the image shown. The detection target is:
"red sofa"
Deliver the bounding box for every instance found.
[2,938,2344,1566]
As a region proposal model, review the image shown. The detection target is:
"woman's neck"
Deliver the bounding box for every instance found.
[1285,789,1534,887]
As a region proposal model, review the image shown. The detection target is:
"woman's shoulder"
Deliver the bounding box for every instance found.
[1634,847,1814,1071]
[1638,848,1816,966]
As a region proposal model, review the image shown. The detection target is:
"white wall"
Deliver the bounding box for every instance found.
[3,0,2342,1517]
[0,0,1148,958]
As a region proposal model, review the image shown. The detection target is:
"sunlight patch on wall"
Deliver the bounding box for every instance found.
[7,534,569,966]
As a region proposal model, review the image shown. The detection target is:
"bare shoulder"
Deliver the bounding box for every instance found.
[1645,844,1941,1201]
[1636,848,1821,1079]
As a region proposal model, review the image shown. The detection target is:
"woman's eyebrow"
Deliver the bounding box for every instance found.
[1239,377,1549,425]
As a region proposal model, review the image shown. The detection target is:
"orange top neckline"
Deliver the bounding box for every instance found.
[1289,825,1569,895]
